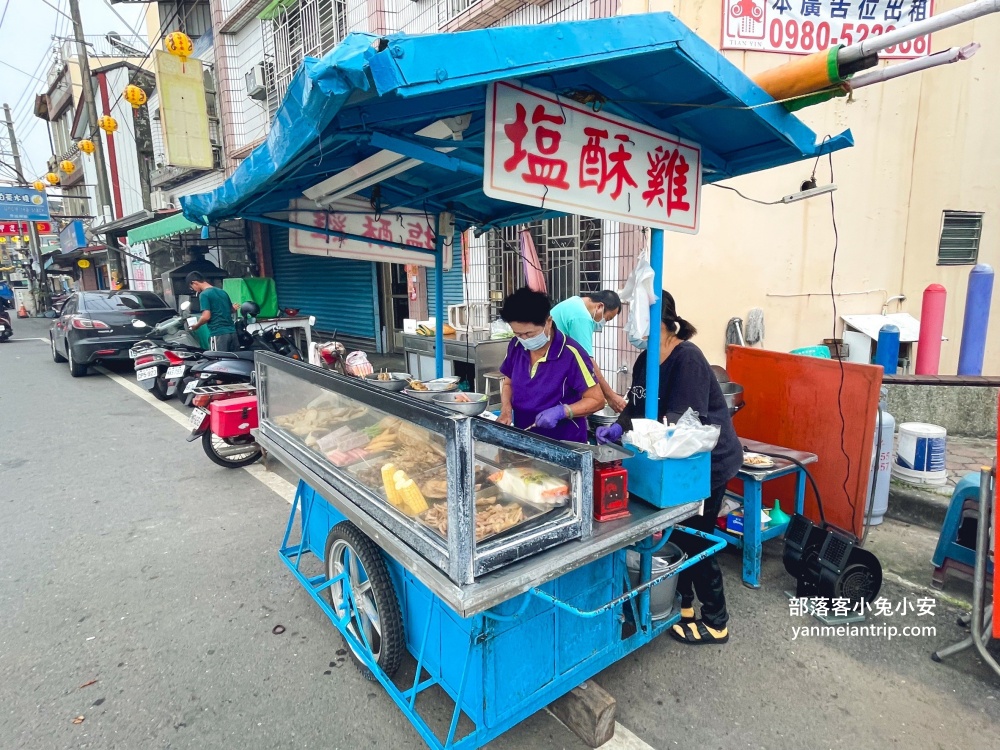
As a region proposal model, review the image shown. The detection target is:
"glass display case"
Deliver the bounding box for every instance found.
[255,352,593,585]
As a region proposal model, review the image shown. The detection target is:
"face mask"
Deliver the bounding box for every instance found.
[629,333,647,350]
[592,306,605,332]
[519,325,550,351]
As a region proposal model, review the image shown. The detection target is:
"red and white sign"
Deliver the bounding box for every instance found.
[0,221,52,235]
[484,81,701,235]
[721,0,933,59]
[288,198,452,269]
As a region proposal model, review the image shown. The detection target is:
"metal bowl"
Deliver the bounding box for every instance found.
[588,405,620,428]
[719,382,745,415]
[431,392,489,416]
[363,372,412,391]
[403,387,451,401]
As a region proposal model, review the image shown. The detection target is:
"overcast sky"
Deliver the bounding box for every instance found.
[0,0,148,183]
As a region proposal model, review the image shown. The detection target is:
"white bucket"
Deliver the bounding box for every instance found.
[892,422,948,486]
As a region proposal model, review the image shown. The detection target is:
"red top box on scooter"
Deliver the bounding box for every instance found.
[209,396,259,438]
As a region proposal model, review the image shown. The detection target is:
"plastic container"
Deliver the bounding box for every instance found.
[209,395,259,438]
[625,543,685,620]
[790,345,832,359]
[892,422,947,486]
[622,451,711,508]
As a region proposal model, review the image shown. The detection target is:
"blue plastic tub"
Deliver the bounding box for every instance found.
[623,450,711,508]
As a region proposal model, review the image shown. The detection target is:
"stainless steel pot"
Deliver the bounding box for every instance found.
[719,382,745,415]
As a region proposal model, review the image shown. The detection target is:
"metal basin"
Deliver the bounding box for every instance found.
[363,372,412,392]
[719,382,745,415]
[432,392,489,416]
[588,406,620,429]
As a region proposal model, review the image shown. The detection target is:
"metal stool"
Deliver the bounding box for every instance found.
[483,370,505,408]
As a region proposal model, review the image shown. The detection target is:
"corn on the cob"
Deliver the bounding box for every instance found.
[396,478,428,516]
[381,464,403,507]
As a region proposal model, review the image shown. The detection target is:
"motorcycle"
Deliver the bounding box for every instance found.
[130,301,204,401]
[186,383,262,468]
[177,304,308,406]
[0,309,12,343]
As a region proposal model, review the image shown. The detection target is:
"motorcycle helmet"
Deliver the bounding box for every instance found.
[240,301,260,319]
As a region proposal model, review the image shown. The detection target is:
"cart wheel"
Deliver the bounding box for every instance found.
[324,522,404,681]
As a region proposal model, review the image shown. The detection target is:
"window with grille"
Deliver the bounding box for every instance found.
[937,211,983,265]
[263,0,347,119]
[486,217,603,314]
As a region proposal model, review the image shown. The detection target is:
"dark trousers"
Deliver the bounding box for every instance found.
[672,482,729,629]
[210,332,239,352]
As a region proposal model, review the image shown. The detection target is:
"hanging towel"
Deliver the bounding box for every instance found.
[520,229,547,293]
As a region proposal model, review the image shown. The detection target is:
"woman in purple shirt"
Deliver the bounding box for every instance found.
[497,288,605,443]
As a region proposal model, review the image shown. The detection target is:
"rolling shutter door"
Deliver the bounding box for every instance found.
[426,234,465,317]
[269,226,380,348]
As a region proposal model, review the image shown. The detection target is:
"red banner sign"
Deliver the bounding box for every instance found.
[0,221,53,235]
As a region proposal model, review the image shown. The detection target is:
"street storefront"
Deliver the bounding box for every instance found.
[174,11,900,749]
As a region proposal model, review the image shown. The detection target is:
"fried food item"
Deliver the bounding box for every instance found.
[420,500,524,541]
[454,393,471,403]
[408,380,429,391]
[421,478,449,500]
[742,453,774,467]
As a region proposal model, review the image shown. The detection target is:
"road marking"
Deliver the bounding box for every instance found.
[98,365,654,750]
[545,709,656,750]
[95,365,297,503]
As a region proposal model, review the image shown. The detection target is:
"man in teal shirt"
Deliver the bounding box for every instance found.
[186,271,238,351]
[550,290,626,412]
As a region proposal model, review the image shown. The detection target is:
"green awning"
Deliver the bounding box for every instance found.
[127,212,199,244]
[258,0,296,20]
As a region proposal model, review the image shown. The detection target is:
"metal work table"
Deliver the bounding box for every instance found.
[718,437,818,589]
[400,332,508,395]
[260,427,700,616]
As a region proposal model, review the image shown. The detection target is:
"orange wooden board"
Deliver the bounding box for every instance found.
[726,347,882,538]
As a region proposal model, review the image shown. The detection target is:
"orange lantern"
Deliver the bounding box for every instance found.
[33,180,45,191]
[98,115,118,134]
[59,160,76,174]
[164,31,193,61]
[124,84,147,109]
[45,172,60,185]
[78,138,95,155]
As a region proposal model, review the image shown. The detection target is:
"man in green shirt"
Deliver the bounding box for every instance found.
[550,290,626,412]
[186,271,238,352]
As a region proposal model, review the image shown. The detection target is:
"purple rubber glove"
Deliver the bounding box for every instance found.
[534,404,568,430]
[595,423,623,445]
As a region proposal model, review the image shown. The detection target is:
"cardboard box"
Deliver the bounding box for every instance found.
[723,508,770,536]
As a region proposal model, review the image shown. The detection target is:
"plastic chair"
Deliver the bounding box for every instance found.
[931,472,993,588]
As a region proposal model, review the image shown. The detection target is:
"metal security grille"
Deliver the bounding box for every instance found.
[263,0,346,118]
[486,217,602,311]
[938,211,983,265]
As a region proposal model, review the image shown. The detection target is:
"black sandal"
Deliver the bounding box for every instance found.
[670,619,729,645]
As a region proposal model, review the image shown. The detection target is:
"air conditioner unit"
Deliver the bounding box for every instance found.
[245,64,266,101]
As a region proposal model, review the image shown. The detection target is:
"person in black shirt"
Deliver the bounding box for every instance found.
[597,292,741,644]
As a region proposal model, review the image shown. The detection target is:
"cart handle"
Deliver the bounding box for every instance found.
[525,526,727,619]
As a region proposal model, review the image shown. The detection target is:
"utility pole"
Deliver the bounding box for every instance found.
[68,0,122,288]
[3,102,49,310]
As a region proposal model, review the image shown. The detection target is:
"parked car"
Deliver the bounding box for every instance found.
[49,290,175,377]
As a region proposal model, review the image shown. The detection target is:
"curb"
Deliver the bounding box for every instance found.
[885,482,950,531]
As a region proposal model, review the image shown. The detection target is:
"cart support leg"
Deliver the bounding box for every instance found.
[434,233,445,379]
[795,468,807,515]
[743,480,763,588]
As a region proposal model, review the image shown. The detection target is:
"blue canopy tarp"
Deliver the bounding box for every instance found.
[181,12,852,231]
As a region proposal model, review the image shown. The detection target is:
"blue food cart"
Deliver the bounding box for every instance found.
[182,13,850,748]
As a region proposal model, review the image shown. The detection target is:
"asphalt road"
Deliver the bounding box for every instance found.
[2,317,998,750]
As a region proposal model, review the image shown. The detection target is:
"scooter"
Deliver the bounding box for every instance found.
[130,301,204,401]
[186,383,262,468]
[0,309,12,343]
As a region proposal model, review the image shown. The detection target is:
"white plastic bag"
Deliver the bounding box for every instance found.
[619,250,657,344]
[623,408,720,459]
